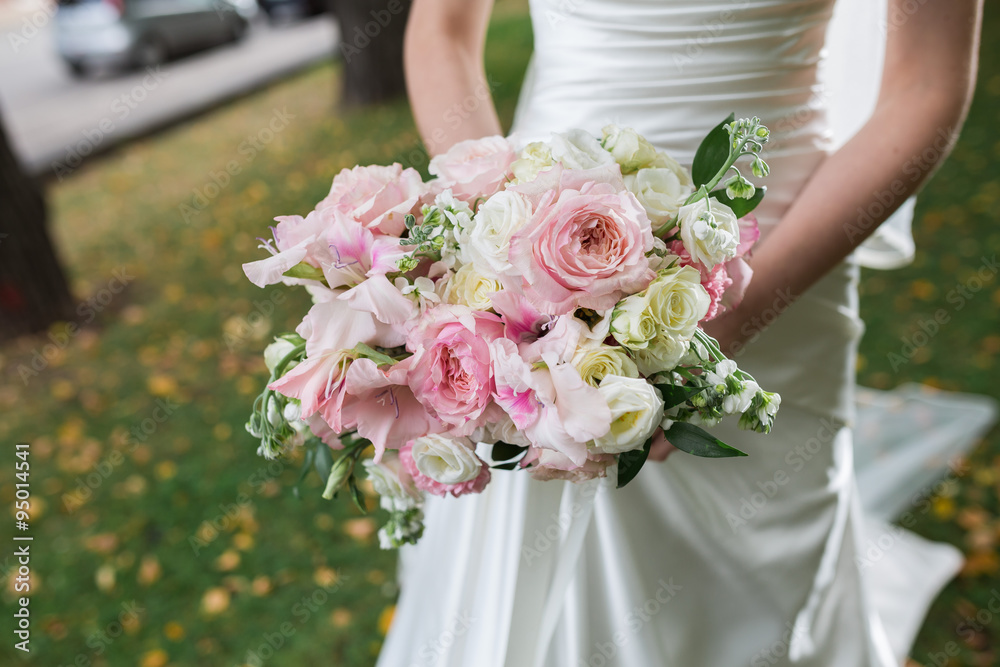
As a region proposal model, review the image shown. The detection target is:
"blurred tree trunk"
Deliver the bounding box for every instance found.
[331,0,414,107]
[0,112,75,341]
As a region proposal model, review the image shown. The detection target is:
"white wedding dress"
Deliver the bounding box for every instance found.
[376,1,998,665]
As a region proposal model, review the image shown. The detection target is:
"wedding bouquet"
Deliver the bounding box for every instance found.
[243,115,780,549]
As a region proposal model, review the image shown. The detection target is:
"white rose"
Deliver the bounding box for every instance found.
[631,333,690,376]
[461,190,532,279]
[472,414,533,448]
[263,338,298,375]
[572,341,640,387]
[549,129,616,170]
[624,165,695,227]
[591,376,665,454]
[601,125,661,174]
[610,293,658,350]
[510,142,555,183]
[677,198,741,267]
[645,265,711,338]
[442,263,503,312]
[411,434,483,484]
[363,456,422,511]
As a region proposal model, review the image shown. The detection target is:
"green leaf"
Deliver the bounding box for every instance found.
[617,437,653,489]
[313,440,334,479]
[665,422,747,458]
[654,384,708,410]
[283,261,326,282]
[292,445,316,500]
[691,113,736,187]
[350,342,398,366]
[710,185,766,218]
[348,476,367,514]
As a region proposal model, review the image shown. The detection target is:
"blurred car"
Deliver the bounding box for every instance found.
[257,0,326,23]
[55,0,252,77]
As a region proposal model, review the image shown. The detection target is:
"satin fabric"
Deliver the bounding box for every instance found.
[376,2,985,665]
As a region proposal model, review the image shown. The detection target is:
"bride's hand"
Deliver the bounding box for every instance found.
[648,429,677,462]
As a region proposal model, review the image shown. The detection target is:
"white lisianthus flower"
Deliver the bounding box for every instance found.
[471,413,533,449]
[549,129,616,170]
[460,190,532,279]
[263,338,299,376]
[364,457,423,512]
[572,341,640,387]
[443,263,503,311]
[411,434,483,485]
[510,142,556,183]
[591,376,665,454]
[601,125,661,174]
[625,165,695,227]
[677,197,741,267]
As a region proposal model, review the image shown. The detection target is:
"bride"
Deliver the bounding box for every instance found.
[377,0,985,665]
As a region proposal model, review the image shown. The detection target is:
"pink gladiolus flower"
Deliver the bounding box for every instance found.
[428,136,516,201]
[242,211,335,288]
[398,442,491,498]
[341,359,439,461]
[508,181,655,314]
[404,305,505,434]
[317,163,426,236]
[490,291,551,344]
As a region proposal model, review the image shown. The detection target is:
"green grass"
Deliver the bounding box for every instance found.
[0,2,997,665]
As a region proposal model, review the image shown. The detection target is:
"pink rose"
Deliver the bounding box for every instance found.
[399,440,491,498]
[428,136,516,201]
[507,181,656,314]
[402,305,505,434]
[317,163,426,236]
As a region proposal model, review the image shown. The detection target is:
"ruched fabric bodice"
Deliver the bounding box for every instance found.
[515,0,835,166]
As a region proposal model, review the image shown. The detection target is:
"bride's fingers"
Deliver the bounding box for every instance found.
[647,430,677,462]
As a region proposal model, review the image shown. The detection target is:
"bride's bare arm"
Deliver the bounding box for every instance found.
[708,0,984,354]
[404,0,501,156]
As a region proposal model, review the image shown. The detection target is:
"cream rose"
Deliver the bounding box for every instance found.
[410,434,483,485]
[549,129,616,170]
[572,342,640,387]
[591,376,665,454]
[677,198,741,267]
[601,125,660,174]
[511,142,556,183]
[263,337,299,376]
[443,263,503,312]
[645,265,711,338]
[624,164,695,227]
[631,334,690,376]
[460,190,532,279]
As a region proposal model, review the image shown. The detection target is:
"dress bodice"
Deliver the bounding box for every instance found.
[514,0,837,164]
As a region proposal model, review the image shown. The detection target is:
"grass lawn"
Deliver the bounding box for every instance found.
[1,1,997,665]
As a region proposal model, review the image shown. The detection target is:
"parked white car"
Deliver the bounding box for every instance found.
[55,0,254,77]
